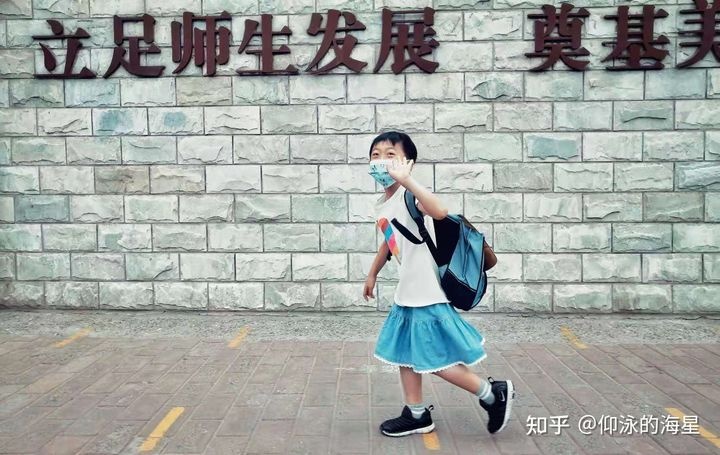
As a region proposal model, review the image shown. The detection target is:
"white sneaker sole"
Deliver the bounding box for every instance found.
[381,422,435,437]
[495,380,515,434]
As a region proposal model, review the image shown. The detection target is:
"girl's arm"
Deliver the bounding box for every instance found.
[369,240,390,277]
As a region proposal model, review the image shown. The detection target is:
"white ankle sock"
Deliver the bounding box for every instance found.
[407,403,426,419]
[476,380,495,405]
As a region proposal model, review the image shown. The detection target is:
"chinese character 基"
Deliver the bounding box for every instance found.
[105,14,164,78]
[374,7,439,75]
[306,9,367,74]
[602,5,669,70]
[678,0,720,67]
[525,3,590,71]
[171,11,232,76]
[237,15,298,75]
[32,20,96,78]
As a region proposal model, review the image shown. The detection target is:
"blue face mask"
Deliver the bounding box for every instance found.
[369,160,396,188]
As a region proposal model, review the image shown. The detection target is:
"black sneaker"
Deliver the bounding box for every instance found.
[380,405,435,437]
[479,377,515,434]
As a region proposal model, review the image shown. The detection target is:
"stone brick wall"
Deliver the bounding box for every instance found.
[0,0,719,313]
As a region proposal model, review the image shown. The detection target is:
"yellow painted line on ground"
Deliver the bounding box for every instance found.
[423,431,440,450]
[139,407,185,452]
[53,328,92,348]
[228,326,250,349]
[560,326,587,349]
[665,407,720,449]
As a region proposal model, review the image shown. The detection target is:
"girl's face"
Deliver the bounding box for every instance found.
[370,140,407,162]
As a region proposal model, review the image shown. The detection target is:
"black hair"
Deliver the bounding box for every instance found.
[368,131,418,162]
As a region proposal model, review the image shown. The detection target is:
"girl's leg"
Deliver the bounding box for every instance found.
[400,366,423,403]
[432,364,482,393]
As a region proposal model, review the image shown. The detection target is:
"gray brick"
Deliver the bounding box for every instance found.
[643,193,704,222]
[98,224,151,252]
[236,253,290,281]
[349,252,398,282]
[71,253,124,280]
[554,102,612,131]
[99,282,154,309]
[290,76,346,104]
[584,193,642,222]
[89,0,144,15]
[148,108,204,135]
[494,223,551,253]
[180,253,234,281]
[264,224,319,252]
[411,134,463,162]
[524,194,581,222]
[126,253,178,281]
[465,193,522,222]
[554,285,612,313]
[613,284,671,313]
[320,165,375,193]
[349,194,380,222]
[707,131,720,160]
[0,0,32,17]
[673,224,720,252]
[465,72,522,102]
[676,162,720,190]
[465,10,522,39]
[40,167,94,194]
[154,283,208,310]
[67,137,121,165]
[553,224,611,252]
[676,100,720,129]
[584,71,644,100]
[42,225,95,251]
[263,106,317,134]
[122,137,176,164]
[292,195,347,222]
[263,165,317,193]
[9,80,63,107]
[153,224,206,252]
[0,167,39,193]
[485,253,521,283]
[17,253,70,280]
[150,166,204,194]
[179,195,234,223]
[435,164,492,192]
[16,195,69,222]
[93,108,147,136]
[322,283,376,311]
[643,254,702,283]
[293,253,347,281]
[0,224,41,252]
[494,103,552,131]
[643,131,704,161]
[673,285,720,313]
[71,195,123,223]
[435,42,493,72]
[320,224,375,253]
[178,136,233,164]
[125,195,177,223]
[0,138,9,164]
[494,163,552,191]
[347,74,404,104]
[236,195,290,222]
[524,254,581,282]
[206,165,262,193]
[0,253,13,279]
[236,136,289,164]
[0,197,12,223]
[12,138,65,165]
[208,224,262,252]
[233,77,288,105]
[0,50,34,79]
[646,69,706,99]
[406,73,463,102]
[209,283,264,310]
[525,133,581,161]
[495,284,551,313]
[95,166,149,194]
[583,254,641,282]
[265,282,319,310]
[65,79,120,107]
[120,79,175,106]
[46,282,98,309]
[613,101,673,130]
[206,106,261,135]
[708,194,720,222]
[0,282,44,308]
[525,72,582,101]
[555,163,613,192]
[614,163,674,192]
[435,104,491,132]
[177,77,232,105]
[289,135,345,164]
[613,223,671,253]
[376,104,432,133]
[705,254,720,282]
[583,132,642,162]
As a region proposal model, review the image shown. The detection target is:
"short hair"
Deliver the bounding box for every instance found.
[368,131,418,162]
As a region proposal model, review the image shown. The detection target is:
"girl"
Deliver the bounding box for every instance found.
[363,131,515,437]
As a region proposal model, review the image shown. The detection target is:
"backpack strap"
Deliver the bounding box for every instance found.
[402,190,442,265]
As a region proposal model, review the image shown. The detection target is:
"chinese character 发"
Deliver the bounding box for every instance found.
[171,11,232,76]
[375,7,439,75]
[525,3,590,71]
[678,0,720,68]
[306,10,367,75]
[32,20,95,79]
[602,5,669,70]
[105,14,164,78]
[237,14,298,75]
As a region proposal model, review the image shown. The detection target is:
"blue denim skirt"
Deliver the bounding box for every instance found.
[374,302,487,374]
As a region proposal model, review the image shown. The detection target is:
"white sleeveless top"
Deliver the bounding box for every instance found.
[374,187,450,307]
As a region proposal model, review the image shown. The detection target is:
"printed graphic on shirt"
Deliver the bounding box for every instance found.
[378,217,400,260]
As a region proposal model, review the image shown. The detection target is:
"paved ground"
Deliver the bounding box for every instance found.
[0,310,719,455]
